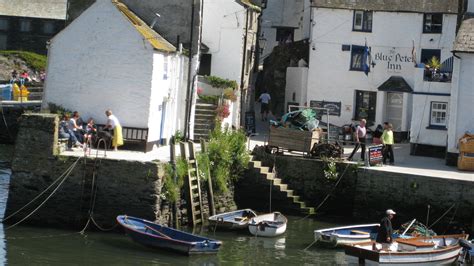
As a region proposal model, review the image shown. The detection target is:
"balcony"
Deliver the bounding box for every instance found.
[422,56,453,83]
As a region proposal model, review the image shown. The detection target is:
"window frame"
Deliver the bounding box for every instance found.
[429,101,448,128]
[420,49,441,64]
[352,10,373,32]
[19,19,32,32]
[0,18,9,31]
[354,90,377,124]
[43,21,55,34]
[423,13,443,34]
[350,45,366,71]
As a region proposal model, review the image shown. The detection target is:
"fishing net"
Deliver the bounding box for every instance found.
[394,221,437,237]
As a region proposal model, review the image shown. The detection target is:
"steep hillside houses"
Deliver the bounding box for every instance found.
[0,0,67,54]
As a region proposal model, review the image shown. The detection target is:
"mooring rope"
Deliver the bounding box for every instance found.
[5,160,79,230]
[2,157,81,223]
[429,203,456,228]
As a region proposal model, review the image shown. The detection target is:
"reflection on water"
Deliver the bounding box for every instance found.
[0,169,345,265]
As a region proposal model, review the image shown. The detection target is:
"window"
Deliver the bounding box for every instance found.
[245,48,252,74]
[19,19,31,32]
[198,54,212,76]
[430,102,448,127]
[43,21,55,34]
[350,45,365,71]
[353,10,372,32]
[420,49,441,64]
[423,13,443,33]
[354,90,377,124]
[275,27,294,43]
[0,18,9,31]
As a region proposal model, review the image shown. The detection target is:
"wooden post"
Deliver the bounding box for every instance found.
[169,137,179,229]
[200,139,215,216]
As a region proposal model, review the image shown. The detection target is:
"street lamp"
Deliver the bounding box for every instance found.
[258,35,267,55]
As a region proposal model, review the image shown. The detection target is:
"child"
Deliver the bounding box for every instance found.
[382,122,395,165]
[84,118,97,149]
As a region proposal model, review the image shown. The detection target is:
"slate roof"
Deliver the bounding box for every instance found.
[378,76,413,93]
[453,14,474,53]
[0,0,68,20]
[310,0,459,14]
[112,0,176,53]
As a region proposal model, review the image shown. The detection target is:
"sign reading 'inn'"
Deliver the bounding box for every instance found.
[374,50,414,71]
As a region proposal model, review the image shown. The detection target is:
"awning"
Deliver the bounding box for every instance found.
[377,76,413,93]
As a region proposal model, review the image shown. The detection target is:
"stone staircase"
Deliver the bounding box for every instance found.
[27,86,44,101]
[193,99,217,140]
[248,156,316,215]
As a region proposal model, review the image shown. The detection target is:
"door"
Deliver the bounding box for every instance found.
[355,90,377,125]
[386,92,403,131]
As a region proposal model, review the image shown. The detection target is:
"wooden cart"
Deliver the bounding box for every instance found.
[268,127,322,153]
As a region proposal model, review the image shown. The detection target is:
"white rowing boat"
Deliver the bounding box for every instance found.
[314,223,380,247]
[208,209,257,230]
[248,212,287,237]
[344,234,468,265]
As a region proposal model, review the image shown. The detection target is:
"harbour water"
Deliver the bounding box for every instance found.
[0,169,345,265]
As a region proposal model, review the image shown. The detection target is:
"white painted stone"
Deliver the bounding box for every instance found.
[42,0,188,149]
[285,67,308,111]
[304,8,457,131]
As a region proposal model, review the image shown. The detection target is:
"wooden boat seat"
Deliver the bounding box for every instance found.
[396,238,435,247]
[351,230,370,235]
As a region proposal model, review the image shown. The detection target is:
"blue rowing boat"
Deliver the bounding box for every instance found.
[116,215,222,255]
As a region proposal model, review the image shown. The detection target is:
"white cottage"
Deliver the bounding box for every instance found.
[302,0,458,142]
[446,8,474,165]
[42,0,188,151]
[200,0,260,128]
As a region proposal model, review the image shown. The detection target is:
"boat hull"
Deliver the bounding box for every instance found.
[208,209,257,231]
[117,215,221,255]
[314,223,380,247]
[248,212,287,237]
[344,234,467,265]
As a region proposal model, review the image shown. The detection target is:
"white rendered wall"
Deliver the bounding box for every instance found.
[202,0,245,84]
[448,53,474,153]
[306,8,457,130]
[285,67,308,110]
[42,0,154,128]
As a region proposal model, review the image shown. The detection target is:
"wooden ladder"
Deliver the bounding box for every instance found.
[180,141,204,226]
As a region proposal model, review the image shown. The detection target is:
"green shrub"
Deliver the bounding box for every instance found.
[204,76,238,90]
[206,123,249,192]
[161,158,187,203]
[198,95,219,104]
[0,50,47,71]
[46,102,73,118]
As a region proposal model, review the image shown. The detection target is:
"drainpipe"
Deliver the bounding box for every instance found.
[239,9,250,127]
[184,0,196,140]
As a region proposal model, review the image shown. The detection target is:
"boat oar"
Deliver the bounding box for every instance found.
[145,225,172,239]
[401,219,417,236]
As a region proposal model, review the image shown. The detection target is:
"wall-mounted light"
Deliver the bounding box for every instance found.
[258,35,267,54]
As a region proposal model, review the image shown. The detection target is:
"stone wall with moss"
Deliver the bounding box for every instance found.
[4,114,237,229]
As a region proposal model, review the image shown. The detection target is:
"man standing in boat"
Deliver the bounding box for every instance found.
[376,209,396,249]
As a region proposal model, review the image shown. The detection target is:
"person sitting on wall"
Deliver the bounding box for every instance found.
[103,109,123,151]
[59,114,80,149]
[84,118,98,148]
[347,119,367,161]
[68,111,84,145]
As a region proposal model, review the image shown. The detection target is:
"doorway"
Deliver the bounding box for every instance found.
[385,92,403,131]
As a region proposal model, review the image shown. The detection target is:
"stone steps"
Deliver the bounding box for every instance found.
[248,157,316,216]
[193,101,218,140]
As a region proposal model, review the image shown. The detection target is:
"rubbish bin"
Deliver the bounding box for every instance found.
[0,84,12,101]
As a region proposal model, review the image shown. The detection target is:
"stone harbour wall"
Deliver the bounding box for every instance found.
[5,114,237,229]
[246,147,474,233]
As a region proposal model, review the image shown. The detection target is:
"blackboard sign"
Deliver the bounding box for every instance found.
[368,145,384,166]
[245,111,256,134]
[309,100,342,116]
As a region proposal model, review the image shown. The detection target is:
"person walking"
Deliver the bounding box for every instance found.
[347,119,367,161]
[376,209,396,250]
[104,109,123,151]
[257,91,271,121]
[382,122,395,165]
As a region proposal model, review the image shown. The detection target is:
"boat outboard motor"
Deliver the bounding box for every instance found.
[459,239,473,265]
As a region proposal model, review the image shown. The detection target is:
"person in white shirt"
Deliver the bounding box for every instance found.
[348,119,367,161]
[257,91,271,121]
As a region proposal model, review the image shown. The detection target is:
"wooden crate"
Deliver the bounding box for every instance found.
[268,127,322,153]
[458,153,474,171]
